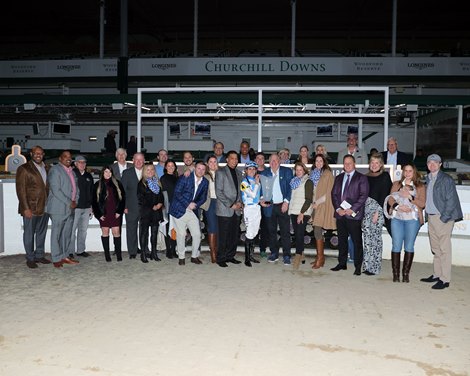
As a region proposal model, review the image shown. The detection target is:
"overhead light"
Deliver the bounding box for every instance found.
[305,103,316,111]
[125,102,150,111]
[206,103,218,110]
[112,103,123,110]
[406,104,418,112]
[24,103,36,111]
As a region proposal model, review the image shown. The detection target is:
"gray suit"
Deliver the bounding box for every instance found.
[111,161,133,181]
[121,167,141,256]
[46,164,79,262]
[215,165,242,263]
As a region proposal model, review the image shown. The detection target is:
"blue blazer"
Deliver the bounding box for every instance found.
[261,166,293,217]
[169,172,209,219]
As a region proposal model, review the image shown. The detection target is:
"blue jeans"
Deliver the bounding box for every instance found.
[391,218,421,253]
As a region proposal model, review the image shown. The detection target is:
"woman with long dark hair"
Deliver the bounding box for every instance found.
[138,163,164,263]
[92,166,126,262]
[201,155,219,263]
[160,159,178,259]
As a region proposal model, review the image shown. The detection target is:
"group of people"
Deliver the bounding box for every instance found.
[15,137,463,290]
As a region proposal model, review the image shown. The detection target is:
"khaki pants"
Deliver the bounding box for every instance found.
[428,215,454,283]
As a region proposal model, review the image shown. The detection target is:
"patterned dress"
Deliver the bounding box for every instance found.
[361,172,392,274]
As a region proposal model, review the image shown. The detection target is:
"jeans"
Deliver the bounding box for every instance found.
[68,208,91,254]
[391,218,421,253]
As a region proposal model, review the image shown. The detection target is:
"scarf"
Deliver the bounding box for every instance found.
[290,176,303,190]
[309,168,322,187]
[147,176,160,195]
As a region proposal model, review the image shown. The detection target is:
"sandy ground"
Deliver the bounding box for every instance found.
[0,250,469,376]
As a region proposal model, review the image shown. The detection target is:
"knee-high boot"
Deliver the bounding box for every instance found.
[392,252,401,282]
[249,238,259,264]
[150,226,161,262]
[101,236,111,262]
[244,239,252,267]
[402,251,414,283]
[114,236,122,261]
[313,239,325,269]
[208,233,217,263]
[139,226,149,263]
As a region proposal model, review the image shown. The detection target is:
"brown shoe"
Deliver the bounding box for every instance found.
[35,257,51,264]
[292,254,302,270]
[178,259,186,266]
[26,260,38,269]
[62,257,79,265]
[53,261,63,268]
[191,257,203,265]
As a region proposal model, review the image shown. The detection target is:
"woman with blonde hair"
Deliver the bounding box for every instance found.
[310,154,336,268]
[201,155,219,263]
[387,163,425,282]
[92,166,126,262]
[138,163,164,263]
[361,153,392,275]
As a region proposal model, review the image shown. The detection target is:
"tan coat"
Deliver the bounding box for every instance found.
[312,169,336,230]
[15,160,49,216]
[389,182,426,225]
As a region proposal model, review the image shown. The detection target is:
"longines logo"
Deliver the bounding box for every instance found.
[407,62,434,70]
[57,64,81,72]
[152,63,176,70]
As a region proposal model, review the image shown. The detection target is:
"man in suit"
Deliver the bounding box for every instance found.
[111,148,133,181]
[215,150,243,267]
[121,152,145,259]
[263,153,293,265]
[46,150,80,268]
[204,141,226,163]
[169,161,209,265]
[331,155,369,275]
[381,137,411,168]
[15,145,51,268]
[336,133,367,165]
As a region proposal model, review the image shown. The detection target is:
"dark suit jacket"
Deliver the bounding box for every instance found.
[121,167,141,220]
[331,170,369,221]
[261,166,293,217]
[111,161,133,181]
[169,173,209,219]
[381,151,411,166]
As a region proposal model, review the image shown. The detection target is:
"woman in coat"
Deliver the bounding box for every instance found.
[92,166,126,262]
[310,154,336,269]
[159,160,178,259]
[201,155,219,263]
[138,163,164,263]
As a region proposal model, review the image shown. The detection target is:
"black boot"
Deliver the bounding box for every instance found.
[402,251,414,283]
[114,237,122,261]
[392,252,400,282]
[150,226,161,262]
[101,236,111,262]
[244,240,252,267]
[140,226,149,264]
[249,239,260,264]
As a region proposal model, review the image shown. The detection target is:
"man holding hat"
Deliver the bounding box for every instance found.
[68,155,94,258]
[420,154,462,289]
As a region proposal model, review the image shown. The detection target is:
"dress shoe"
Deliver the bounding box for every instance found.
[26,260,38,269]
[35,257,51,264]
[420,275,439,283]
[129,254,137,259]
[178,259,185,266]
[77,252,91,257]
[330,264,347,271]
[53,261,63,268]
[62,257,79,265]
[431,280,450,290]
[191,257,202,265]
[228,258,241,264]
[68,254,75,259]
[363,270,375,276]
[353,268,361,276]
[217,261,228,267]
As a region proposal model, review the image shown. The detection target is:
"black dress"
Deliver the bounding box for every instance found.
[92,179,125,228]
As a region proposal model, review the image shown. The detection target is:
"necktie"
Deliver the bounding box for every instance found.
[342,174,350,201]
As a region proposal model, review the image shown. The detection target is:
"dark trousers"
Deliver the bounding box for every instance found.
[337,217,363,268]
[268,204,291,257]
[290,214,310,255]
[217,214,240,262]
[23,214,49,261]
[125,213,140,256]
[259,213,270,252]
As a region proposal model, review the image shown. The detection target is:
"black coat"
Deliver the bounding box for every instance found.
[92,180,126,220]
[138,181,164,225]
